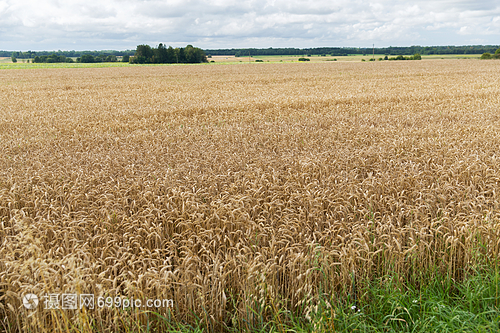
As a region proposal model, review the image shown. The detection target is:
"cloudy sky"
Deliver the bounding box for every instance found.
[1,0,499,51]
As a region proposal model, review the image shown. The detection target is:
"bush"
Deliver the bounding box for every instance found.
[79,54,96,63]
[105,55,117,62]
[481,53,492,60]
[384,55,388,60]
[122,55,130,62]
[413,53,422,60]
[11,56,17,63]
[255,59,264,62]
[298,58,310,62]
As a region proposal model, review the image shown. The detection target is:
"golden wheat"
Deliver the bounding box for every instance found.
[1,60,500,332]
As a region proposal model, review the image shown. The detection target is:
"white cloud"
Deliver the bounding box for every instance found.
[0,0,499,50]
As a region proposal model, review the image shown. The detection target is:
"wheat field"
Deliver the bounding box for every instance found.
[1,60,500,332]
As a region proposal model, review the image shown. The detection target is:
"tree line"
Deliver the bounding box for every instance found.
[206,45,500,57]
[2,50,134,59]
[5,45,500,63]
[130,44,207,64]
[4,45,208,64]
[481,48,500,59]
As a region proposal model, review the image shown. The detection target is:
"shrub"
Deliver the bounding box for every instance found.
[105,55,117,62]
[413,53,422,60]
[298,58,310,62]
[122,55,130,62]
[11,56,17,63]
[79,54,96,63]
[255,59,264,62]
[481,53,492,60]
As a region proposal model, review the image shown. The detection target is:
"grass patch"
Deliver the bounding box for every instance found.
[150,264,498,332]
[63,262,496,332]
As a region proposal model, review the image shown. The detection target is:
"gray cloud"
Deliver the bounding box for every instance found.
[0,0,499,50]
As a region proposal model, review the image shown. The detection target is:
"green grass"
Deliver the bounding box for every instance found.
[0,54,486,69]
[244,54,484,63]
[0,62,133,69]
[65,261,496,332]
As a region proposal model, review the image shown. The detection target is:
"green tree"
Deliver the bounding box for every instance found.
[79,54,95,63]
[11,56,17,63]
[105,55,117,62]
[481,53,492,60]
[122,55,130,62]
[166,46,176,63]
[178,48,186,63]
[134,45,153,63]
[153,43,168,63]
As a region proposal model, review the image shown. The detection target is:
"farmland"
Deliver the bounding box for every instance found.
[1,60,500,332]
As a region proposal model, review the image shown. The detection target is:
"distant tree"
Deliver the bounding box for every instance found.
[122,55,130,62]
[129,44,207,64]
[105,55,117,62]
[11,56,17,63]
[494,48,500,59]
[384,55,388,60]
[153,43,167,63]
[177,48,186,63]
[166,46,176,63]
[413,53,422,60]
[133,45,153,63]
[481,53,492,60]
[79,54,96,63]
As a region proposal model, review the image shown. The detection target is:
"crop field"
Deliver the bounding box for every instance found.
[250,54,484,62]
[1,60,500,332]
